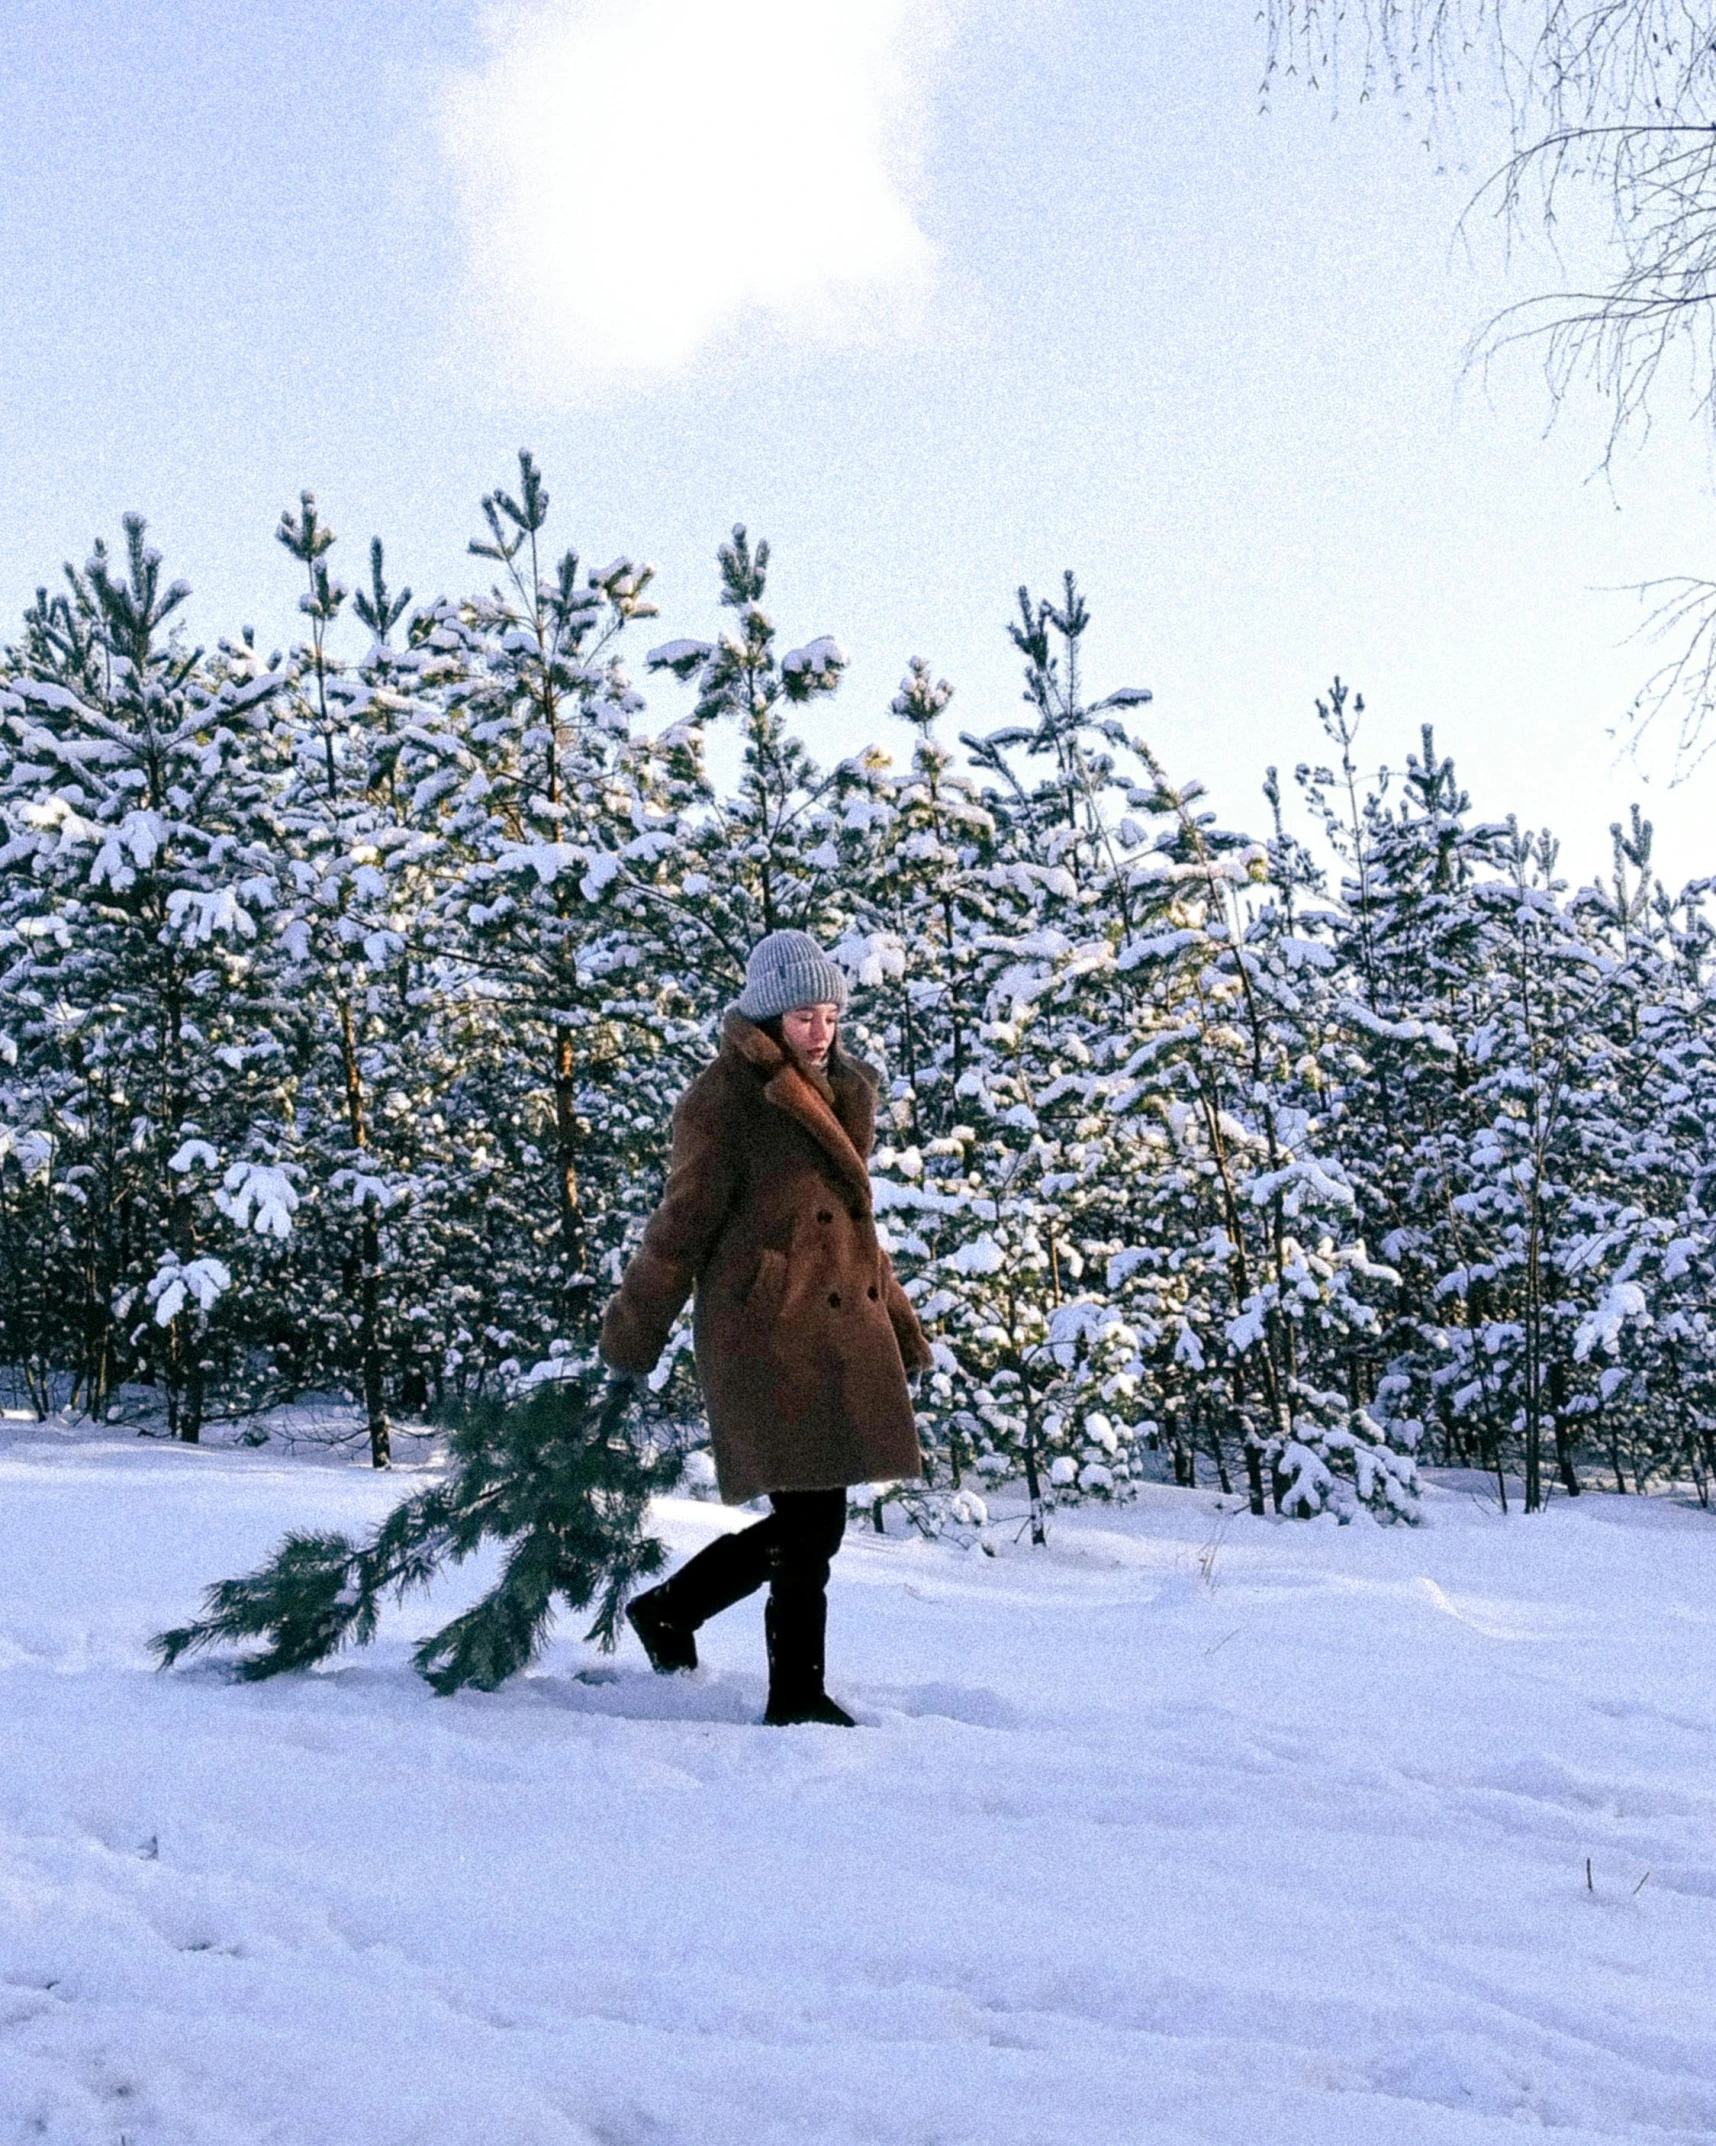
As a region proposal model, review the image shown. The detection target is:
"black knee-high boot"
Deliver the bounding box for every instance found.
[627,1522,774,1673]
[763,1489,855,1727]
[763,1590,855,1727]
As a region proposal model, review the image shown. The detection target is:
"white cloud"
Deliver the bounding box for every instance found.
[438,0,944,394]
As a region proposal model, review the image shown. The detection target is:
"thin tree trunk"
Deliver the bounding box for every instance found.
[553,1022,589,1319]
[184,1347,206,1446]
[1170,1410,1196,1488]
[358,1212,388,1469]
[1548,1359,1580,1496]
[1244,1432,1267,1516]
[1522,1211,1545,1511]
[160,938,201,1444]
[1021,1416,1047,1545]
[339,997,390,1469]
[1204,1404,1234,1496]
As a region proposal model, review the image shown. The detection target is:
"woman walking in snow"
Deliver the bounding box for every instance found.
[601,930,933,1725]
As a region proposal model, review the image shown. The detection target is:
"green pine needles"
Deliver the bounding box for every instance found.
[153,1374,676,1693]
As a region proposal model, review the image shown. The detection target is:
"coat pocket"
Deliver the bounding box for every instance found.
[743,1246,789,1332]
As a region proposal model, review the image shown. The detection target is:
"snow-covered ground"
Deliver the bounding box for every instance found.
[3,1427,1713,2146]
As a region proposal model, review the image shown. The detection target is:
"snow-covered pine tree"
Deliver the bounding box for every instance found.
[644,524,866,966]
[1303,715,1662,1507]
[1543,815,1716,1502]
[868,581,1173,1536]
[262,497,439,1465]
[1625,865,1716,1503]
[859,658,997,1145]
[843,658,1007,1516]
[1300,708,1697,1511]
[335,549,472,1421]
[1095,720,1413,1522]
[414,453,680,1384]
[0,652,63,1413]
[1455,818,1632,1510]
[0,519,290,1435]
[1301,716,1521,1499]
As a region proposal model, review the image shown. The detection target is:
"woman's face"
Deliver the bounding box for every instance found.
[781,1002,838,1063]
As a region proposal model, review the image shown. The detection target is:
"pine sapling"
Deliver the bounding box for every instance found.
[152,1373,677,1693]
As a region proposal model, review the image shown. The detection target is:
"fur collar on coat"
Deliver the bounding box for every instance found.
[716,1007,876,1216]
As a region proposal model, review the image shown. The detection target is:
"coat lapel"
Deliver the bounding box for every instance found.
[763,1064,873,1212]
[722,1010,874,1213]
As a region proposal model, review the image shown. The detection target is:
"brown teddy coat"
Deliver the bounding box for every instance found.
[600,1010,932,1505]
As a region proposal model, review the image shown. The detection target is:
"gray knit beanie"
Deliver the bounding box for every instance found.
[735,929,850,1022]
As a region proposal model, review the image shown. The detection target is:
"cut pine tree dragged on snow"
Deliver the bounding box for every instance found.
[152,1373,676,1693]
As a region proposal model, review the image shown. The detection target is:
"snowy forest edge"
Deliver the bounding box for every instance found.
[4,456,1715,1529]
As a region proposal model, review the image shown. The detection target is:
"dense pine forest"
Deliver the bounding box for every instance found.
[4,455,1713,1522]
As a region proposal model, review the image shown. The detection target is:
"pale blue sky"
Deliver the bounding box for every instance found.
[4,0,1711,882]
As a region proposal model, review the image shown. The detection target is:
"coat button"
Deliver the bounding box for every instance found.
[828,1291,841,1307]
[849,1206,862,1221]
[868,1285,879,1300]
[817,1210,832,1224]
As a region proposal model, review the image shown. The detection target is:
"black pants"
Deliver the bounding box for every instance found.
[658,1487,847,1631]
